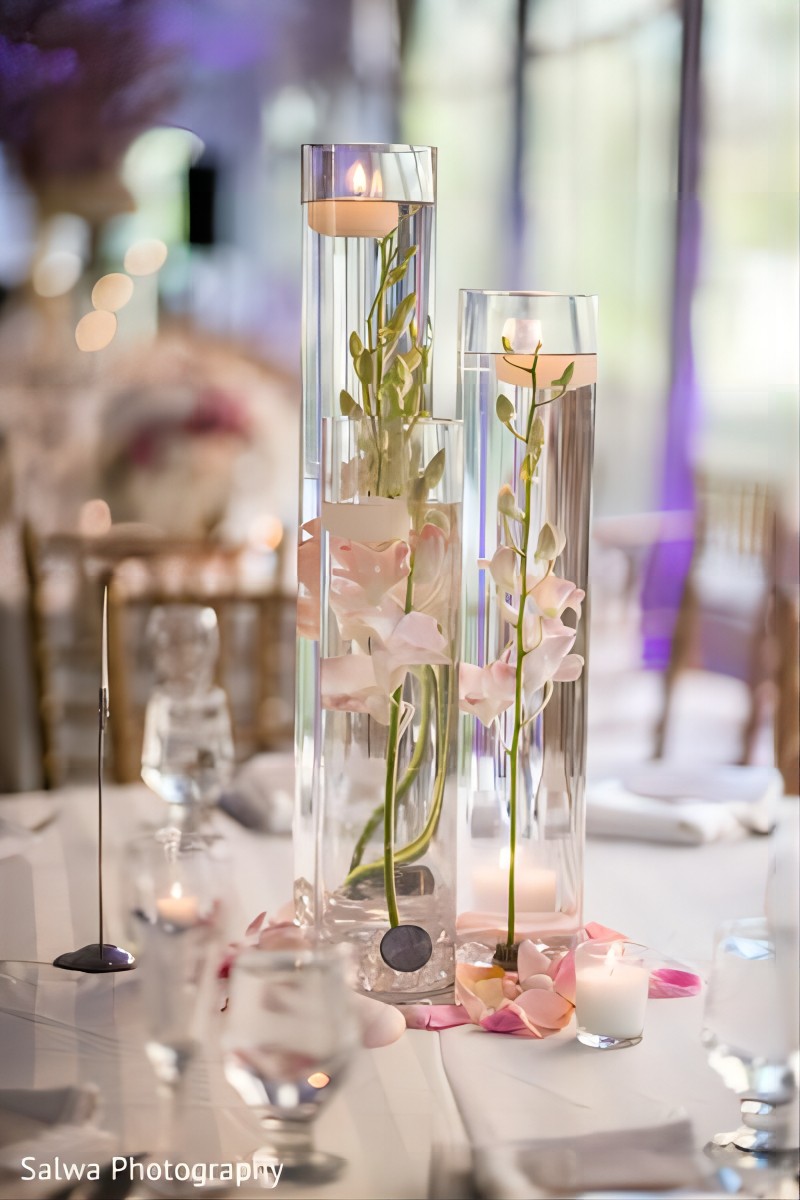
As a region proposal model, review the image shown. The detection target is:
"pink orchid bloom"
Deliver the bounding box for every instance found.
[408,523,457,630]
[554,653,584,682]
[371,611,451,695]
[297,519,321,639]
[329,581,406,649]
[320,654,391,724]
[528,574,585,621]
[522,616,578,705]
[459,657,517,725]
[330,537,410,605]
[481,545,518,594]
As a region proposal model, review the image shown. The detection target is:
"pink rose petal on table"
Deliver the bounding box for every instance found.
[403,1004,472,1031]
[352,993,407,1047]
[517,940,552,983]
[481,1006,542,1037]
[548,951,576,1003]
[649,967,702,999]
[585,921,628,942]
[515,987,574,1032]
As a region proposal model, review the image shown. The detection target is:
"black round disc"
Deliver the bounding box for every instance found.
[379,925,433,973]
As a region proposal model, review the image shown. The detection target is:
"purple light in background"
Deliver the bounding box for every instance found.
[641,0,704,669]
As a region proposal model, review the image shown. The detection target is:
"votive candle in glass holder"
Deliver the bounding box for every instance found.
[575,940,650,1049]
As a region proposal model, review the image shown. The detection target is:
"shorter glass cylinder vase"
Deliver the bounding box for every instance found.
[457,291,597,959]
[296,417,462,1000]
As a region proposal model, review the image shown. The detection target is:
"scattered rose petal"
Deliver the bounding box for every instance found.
[649,967,702,999]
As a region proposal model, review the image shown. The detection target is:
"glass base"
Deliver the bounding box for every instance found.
[255,1146,346,1184]
[577,1030,642,1050]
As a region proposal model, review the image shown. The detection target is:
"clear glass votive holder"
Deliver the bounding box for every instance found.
[575,940,650,1049]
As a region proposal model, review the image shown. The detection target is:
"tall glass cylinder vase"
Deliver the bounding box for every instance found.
[296,146,459,1000]
[457,291,597,963]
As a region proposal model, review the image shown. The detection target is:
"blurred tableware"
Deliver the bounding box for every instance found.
[146,605,219,694]
[141,687,234,829]
[222,943,359,1181]
[575,940,650,1049]
[472,1117,708,1198]
[0,1086,115,1200]
[129,832,224,1191]
[587,765,781,845]
[702,917,799,1157]
[217,752,293,833]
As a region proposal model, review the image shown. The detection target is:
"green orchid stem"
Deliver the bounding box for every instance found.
[382,686,403,927]
[348,667,433,874]
[506,351,541,947]
[345,665,449,889]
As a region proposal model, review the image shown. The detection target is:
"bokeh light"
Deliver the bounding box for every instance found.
[91,273,134,312]
[248,514,284,551]
[32,251,82,298]
[124,238,168,276]
[78,498,112,536]
[75,310,117,352]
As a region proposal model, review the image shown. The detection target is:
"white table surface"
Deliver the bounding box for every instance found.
[0,784,796,1199]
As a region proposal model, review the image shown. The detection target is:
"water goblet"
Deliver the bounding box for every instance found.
[130,833,225,1191]
[702,917,799,1163]
[222,943,360,1182]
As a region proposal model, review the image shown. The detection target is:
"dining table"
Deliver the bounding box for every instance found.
[0,780,797,1199]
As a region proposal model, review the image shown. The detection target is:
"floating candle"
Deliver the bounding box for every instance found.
[156,882,200,928]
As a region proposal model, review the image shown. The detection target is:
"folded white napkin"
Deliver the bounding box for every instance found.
[218,753,293,834]
[0,1086,115,1199]
[474,1118,708,1198]
[587,765,782,845]
[0,799,57,861]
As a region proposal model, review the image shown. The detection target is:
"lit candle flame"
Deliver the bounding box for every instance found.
[170,882,183,900]
[369,169,383,198]
[349,162,367,197]
[604,942,623,976]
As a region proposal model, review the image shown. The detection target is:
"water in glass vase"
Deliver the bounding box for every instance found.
[458,309,596,953]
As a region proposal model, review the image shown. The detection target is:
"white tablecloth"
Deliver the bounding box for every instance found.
[0,785,796,1198]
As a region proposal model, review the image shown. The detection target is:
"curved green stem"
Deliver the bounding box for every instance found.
[345,665,450,889]
[348,666,433,873]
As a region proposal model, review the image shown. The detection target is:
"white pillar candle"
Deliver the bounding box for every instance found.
[471,845,557,913]
[576,954,649,1039]
[306,162,399,238]
[156,883,200,928]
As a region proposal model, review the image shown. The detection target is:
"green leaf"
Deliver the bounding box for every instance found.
[501,335,514,353]
[387,292,417,337]
[355,349,373,386]
[551,361,575,392]
[399,346,423,374]
[410,317,418,344]
[423,448,446,490]
[339,389,362,418]
[527,415,545,453]
[349,331,363,359]
[380,382,403,420]
[385,246,417,289]
[403,381,421,416]
[519,453,535,484]
[534,521,566,561]
[495,393,515,426]
[497,484,524,523]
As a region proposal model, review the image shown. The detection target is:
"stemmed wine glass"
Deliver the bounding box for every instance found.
[702,917,799,1164]
[130,832,225,1192]
[222,943,360,1182]
[141,606,234,832]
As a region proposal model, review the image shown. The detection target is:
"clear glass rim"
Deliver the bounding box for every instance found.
[575,939,648,961]
[459,289,597,300]
[302,142,435,155]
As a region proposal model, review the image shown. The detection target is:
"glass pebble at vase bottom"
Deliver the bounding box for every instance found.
[702,918,800,1158]
[457,291,597,959]
[575,941,650,1049]
[222,945,360,1183]
[296,417,461,999]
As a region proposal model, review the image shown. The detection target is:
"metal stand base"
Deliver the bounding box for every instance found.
[53,943,135,973]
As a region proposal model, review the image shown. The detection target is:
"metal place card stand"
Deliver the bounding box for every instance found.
[53,589,135,973]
